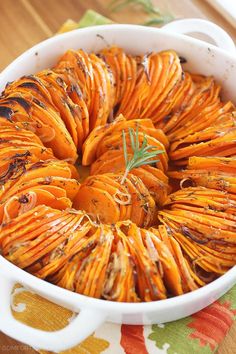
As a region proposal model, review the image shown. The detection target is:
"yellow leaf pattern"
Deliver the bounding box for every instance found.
[12,285,109,354]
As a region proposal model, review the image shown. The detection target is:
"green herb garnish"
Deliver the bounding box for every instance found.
[109,0,173,26]
[143,15,174,26]
[109,0,161,15]
[121,126,163,184]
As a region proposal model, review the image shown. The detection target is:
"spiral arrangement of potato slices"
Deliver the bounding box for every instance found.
[0,46,235,302]
[159,187,236,276]
[169,156,236,193]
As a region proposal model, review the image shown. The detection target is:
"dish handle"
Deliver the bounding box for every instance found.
[162,18,236,54]
[0,275,106,352]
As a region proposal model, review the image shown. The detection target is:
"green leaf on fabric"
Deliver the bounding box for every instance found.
[148,317,212,354]
[148,285,236,354]
[218,284,236,310]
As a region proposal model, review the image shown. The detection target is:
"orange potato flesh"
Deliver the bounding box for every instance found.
[0,46,235,303]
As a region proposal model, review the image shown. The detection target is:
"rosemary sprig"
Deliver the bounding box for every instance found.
[121,126,163,184]
[109,0,161,15]
[109,0,173,26]
[143,15,174,26]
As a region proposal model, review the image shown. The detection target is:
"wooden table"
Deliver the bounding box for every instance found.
[0,0,235,353]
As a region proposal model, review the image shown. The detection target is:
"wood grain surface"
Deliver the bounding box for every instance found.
[0,1,236,353]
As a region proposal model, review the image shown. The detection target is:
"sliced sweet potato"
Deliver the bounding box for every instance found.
[73,185,120,223]
[54,68,89,147]
[82,116,168,166]
[119,51,182,123]
[131,167,168,206]
[33,221,93,279]
[100,47,137,110]
[169,156,236,194]
[127,174,156,227]
[82,114,126,165]
[103,224,140,302]
[0,188,72,224]
[37,70,79,147]
[90,174,131,220]
[144,228,183,296]
[170,127,236,165]
[76,225,113,298]
[0,160,76,201]
[96,130,168,172]
[169,237,199,292]
[1,205,64,254]
[51,228,100,290]
[90,150,127,175]
[89,53,114,130]
[125,222,166,301]
[1,78,78,162]
[8,214,78,268]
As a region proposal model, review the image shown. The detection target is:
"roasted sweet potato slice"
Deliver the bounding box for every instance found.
[118,175,144,226]
[1,78,78,162]
[131,167,168,206]
[127,174,156,227]
[117,53,138,114]
[51,229,100,290]
[82,114,126,165]
[75,225,114,298]
[33,220,93,279]
[90,151,170,197]
[37,70,79,147]
[55,49,95,112]
[169,237,199,292]
[0,179,79,222]
[158,187,236,278]
[5,176,79,201]
[1,205,64,253]
[82,116,168,166]
[100,46,137,110]
[88,174,130,220]
[169,156,236,194]
[155,72,192,128]
[0,188,72,224]
[7,214,78,268]
[96,130,168,172]
[73,184,120,223]
[90,150,127,175]
[74,172,156,227]
[173,231,235,274]
[140,51,182,120]
[0,148,53,187]
[124,222,166,301]
[163,75,222,137]
[144,228,183,296]
[119,51,182,122]
[0,124,55,184]
[0,160,76,201]
[103,223,140,302]
[188,156,236,172]
[2,207,92,270]
[88,53,114,130]
[170,127,236,165]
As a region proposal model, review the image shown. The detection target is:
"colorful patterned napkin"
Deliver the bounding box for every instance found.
[5,10,236,354]
[11,284,236,353]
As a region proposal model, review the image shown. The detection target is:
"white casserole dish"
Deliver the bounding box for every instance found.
[0,18,236,352]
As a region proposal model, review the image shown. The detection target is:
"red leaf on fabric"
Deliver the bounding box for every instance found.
[187,300,236,351]
[120,325,148,354]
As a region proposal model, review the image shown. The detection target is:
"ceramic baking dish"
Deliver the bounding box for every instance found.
[0,18,235,352]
